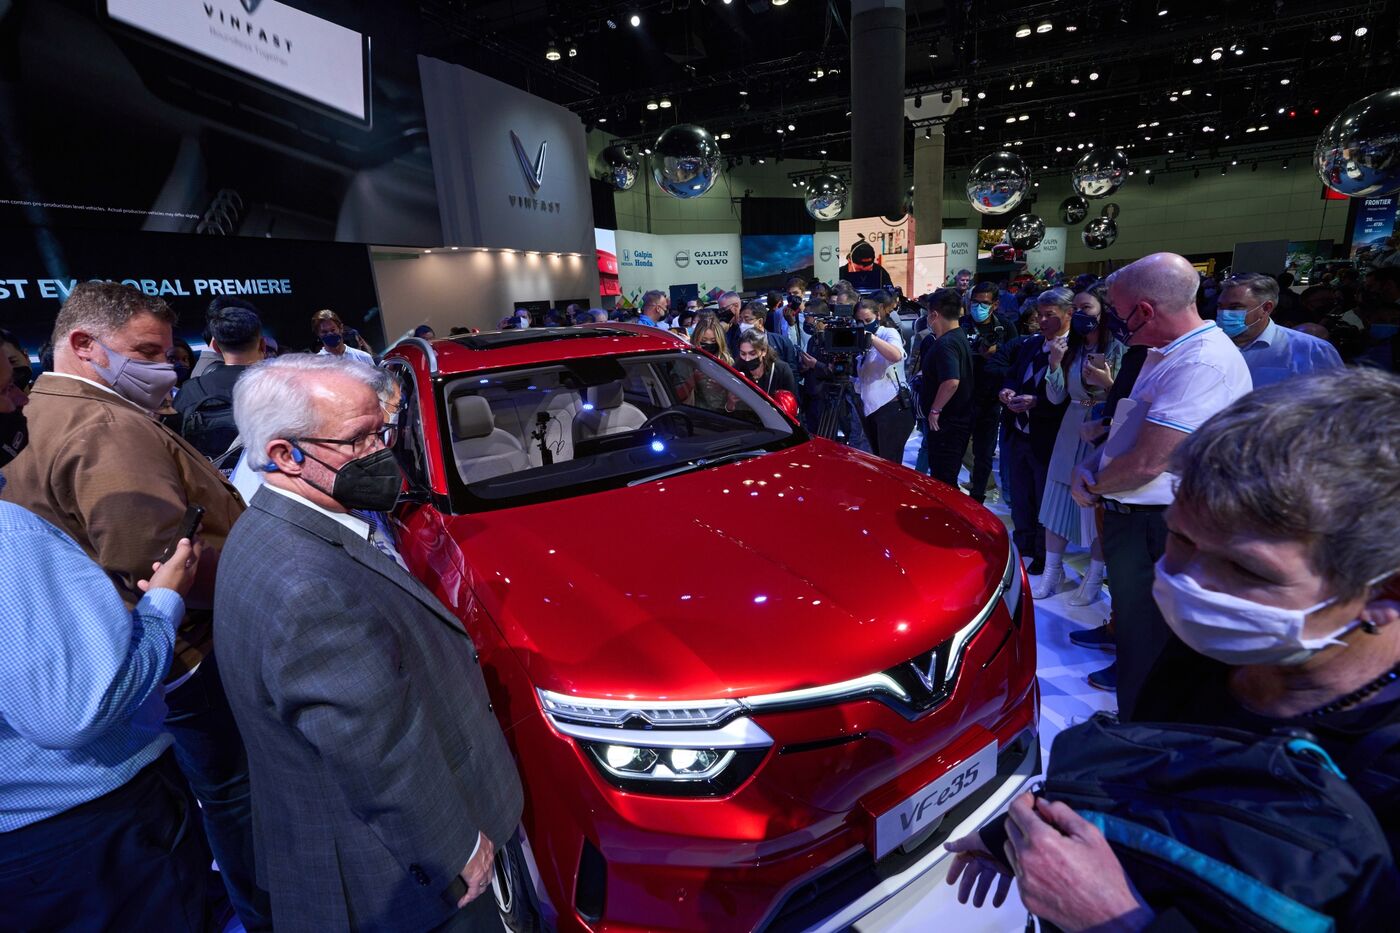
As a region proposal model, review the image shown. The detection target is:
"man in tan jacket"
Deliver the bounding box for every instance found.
[1,282,269,928]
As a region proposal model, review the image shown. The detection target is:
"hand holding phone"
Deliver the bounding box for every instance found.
[157,505,205,564]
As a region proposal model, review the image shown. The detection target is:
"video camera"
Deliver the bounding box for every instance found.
[811,303,872,377]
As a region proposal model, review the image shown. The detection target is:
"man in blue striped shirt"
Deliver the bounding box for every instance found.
[0,473,213,930]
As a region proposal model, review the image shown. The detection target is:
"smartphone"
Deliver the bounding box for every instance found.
[158,505,205,563]
[1086,351,1106,364]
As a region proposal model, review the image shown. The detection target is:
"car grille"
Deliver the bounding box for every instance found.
[755,731,1040,933]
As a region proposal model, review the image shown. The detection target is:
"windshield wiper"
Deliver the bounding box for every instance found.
[627,448,767,486]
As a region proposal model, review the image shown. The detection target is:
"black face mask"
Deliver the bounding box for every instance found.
[12,366,32,392]
[0,409,28,469]
[295,445,403,512]
[699,341,721,355]
[735,357,761,374]
[1071,311,1099,336]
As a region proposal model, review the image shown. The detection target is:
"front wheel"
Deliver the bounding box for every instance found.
[494,835,546,933]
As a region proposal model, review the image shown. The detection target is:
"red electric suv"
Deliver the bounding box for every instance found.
[382,325,1038,932]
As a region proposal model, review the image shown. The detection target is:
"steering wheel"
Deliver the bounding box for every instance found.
[640,409,696,437]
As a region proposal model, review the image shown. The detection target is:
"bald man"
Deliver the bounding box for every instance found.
[1069,252,1252,717]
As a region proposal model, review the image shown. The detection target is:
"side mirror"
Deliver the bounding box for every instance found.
[773,390,799,422]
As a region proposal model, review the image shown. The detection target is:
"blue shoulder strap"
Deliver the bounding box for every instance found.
[1078,811,1336,933]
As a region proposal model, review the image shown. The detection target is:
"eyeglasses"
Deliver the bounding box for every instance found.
[296,424,399,452]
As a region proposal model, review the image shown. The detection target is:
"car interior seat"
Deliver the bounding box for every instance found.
[450,395,530,483]
[573,381,649,444]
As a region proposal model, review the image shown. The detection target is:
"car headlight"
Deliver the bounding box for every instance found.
[538,690,772,797]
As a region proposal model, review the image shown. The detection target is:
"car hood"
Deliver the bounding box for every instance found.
[444,439,1009,701]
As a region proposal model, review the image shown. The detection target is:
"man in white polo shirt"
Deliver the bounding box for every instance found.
[1071,253,1252,718]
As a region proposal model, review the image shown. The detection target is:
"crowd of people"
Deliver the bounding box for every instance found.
[1,249,1398,932]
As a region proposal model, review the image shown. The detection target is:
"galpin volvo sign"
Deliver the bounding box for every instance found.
[508,131,561,213]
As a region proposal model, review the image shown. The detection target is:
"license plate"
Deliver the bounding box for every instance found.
[873,742,997,859]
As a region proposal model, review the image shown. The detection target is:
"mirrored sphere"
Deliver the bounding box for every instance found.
[1059,196,1089,224]
[804,174,849,221]
[1315,87,1400,198]
[598,143,640,191]
[1007,213,1046,250]
[1072,149,1130,198]
[1101,202,1121,220]
[966,151,1031,215]
[652,124,722,199]
[1082,217,1119,250]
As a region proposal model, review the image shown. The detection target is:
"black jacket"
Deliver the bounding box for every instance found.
[999,334,1069,461]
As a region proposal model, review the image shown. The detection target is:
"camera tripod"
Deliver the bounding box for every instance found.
[814,369,860,443]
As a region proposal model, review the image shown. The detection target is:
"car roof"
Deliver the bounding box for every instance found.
[404,324,691,375]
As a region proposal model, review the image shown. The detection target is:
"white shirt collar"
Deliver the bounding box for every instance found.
[263,483,371,540]
[42,372,150,412]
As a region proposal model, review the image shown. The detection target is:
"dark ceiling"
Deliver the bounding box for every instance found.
[420,0,1400,178]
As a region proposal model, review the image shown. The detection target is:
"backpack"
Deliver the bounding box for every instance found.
[181,389,239,460]
[1044,713,1396,933]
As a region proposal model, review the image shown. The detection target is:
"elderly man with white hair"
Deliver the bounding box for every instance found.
[1070,252,1253,717]
[1217,272,1342,387]
[215,354,523,932]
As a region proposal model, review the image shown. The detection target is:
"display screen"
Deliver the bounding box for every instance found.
[105,0,371,122]
[742,235,814,292]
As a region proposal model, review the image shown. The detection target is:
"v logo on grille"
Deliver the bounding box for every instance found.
[910,652,939,692]
[240,0,264,13]
[510,131,547,192]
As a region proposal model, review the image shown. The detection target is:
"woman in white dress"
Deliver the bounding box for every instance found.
[1034,284,1125,602]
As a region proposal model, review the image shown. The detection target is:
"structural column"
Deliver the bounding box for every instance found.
[850,0,906,219]
[912,126,945,244]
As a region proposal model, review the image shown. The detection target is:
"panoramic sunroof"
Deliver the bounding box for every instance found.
[452,327,646,350]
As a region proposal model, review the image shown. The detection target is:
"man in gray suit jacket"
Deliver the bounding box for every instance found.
[216,354,523,932]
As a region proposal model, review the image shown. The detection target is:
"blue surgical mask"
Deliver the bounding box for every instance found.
[971,302,992,323]
[1216,308,1249,337]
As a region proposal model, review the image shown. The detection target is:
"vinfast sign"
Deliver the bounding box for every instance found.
[105,0,371,121]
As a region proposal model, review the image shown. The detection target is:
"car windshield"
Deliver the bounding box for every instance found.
[436,349,801,510]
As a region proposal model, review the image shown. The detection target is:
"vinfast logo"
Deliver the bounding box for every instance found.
[674,250,691,268]
[511,131,547,192]
[202,1,292,52]
[909,650,939,692]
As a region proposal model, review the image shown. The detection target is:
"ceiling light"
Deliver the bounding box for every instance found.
[1157,4,1169,14]
[1210,47,1223,60]
[1089,71,1100,80]
[719,132,731,139]
[771,0,788,5]
[1356,26,1369,37]
[787,122,795,131]
[739,88,749,95]
[1150,121,1160,127]
[976,91,986,100]
[1056,145,1063,152]
[606,18,617,28]
[1202,125,1214,132]
[977,124,986,130]
[941,89,953,103]
[820,149,827,155]
[1280,78,1291,85]
[1169,94,1179,102]
[597,116,606,123]
[1258,125,1269,131]
[1066,24,1079,32]
[1025,79,1035,88]
[1068,110,1077,118]
[1138,122,1147,128]
[1246,126,1257,133]
[1192,56,1203,64]
[1018,113,1029,121]
[659,97,672,108]
[757,158,764,164]
[568,44,578,58]
[630,13,641,27]
[1015,24,1033,38]
[1071,76,1081,84]
[1221,166,1228,175]
[646,100,659,110]
[1234,46,1244,55]
[1036,20,1053,33]
[1181,88,1192,95]
[1145,168,1152,174]
[545,42,561,61]
[1330,32,1343,41]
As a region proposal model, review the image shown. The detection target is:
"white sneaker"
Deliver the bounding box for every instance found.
[1032,564,1066,600]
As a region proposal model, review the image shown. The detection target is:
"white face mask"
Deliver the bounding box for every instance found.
[739,321,756,334]
[1152,558,1380,666]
